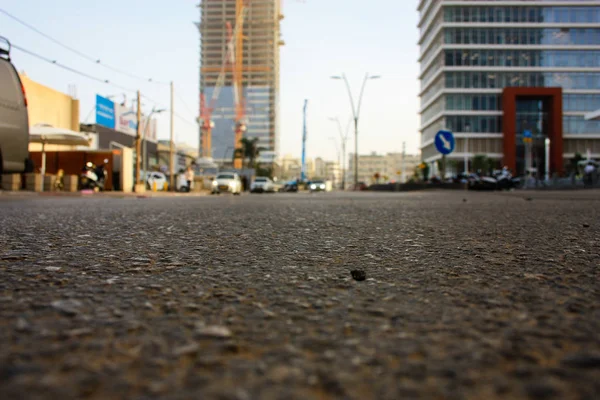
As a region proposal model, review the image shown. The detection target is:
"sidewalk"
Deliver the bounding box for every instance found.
[0,190,210,199]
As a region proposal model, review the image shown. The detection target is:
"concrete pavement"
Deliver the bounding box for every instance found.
[0,191,599,399]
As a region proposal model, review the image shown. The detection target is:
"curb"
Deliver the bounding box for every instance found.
[0,191,211,199]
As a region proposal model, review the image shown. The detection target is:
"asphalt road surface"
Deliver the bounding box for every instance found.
[1,191,599,399]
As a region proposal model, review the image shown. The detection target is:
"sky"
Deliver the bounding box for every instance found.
[1,0,421,163]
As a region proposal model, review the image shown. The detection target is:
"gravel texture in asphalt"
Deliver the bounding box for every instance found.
[1,191,599,399]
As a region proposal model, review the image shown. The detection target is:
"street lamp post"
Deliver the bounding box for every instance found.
[464,123,471,173]
[328,136,341,189]
[328,116,352,190]
[544,137,551,182]
[331,73,380,188]
[142,107,166,180]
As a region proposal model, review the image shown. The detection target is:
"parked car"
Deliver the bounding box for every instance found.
[0,36,31,175]
[282,180,299,192]
[353,181,368,191]
[272,180,284,193]
[211,172,242,195]
[250,176,275,193]
[309,180,326,192]
[147,171,168,191]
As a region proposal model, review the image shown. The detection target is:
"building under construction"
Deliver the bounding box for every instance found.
[197,0,283,164]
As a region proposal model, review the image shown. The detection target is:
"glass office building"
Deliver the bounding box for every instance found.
[204,86,272,163]
[418,0,600,176]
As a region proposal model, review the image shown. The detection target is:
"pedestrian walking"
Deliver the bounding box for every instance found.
[584,161,595,188]
[185,166,194,192]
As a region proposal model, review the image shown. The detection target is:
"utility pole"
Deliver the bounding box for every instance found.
[135,90,143,192]
[301,100,308,182]
[143,121,148,177]
[169,81,175,191]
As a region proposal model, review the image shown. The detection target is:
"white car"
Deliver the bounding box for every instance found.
[147,172,168,191]
[250,177,275,193]
[211,172,242,195]
[309,180,327,192]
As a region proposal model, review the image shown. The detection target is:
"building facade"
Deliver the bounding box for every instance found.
[197,0,282,162]
[348,152,422,185]
[20,73,81,152]
[418,0,600,177]
[325,161,342,188]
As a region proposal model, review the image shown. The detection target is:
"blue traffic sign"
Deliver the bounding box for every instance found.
[435,130,455,155]
[523,129,532,138]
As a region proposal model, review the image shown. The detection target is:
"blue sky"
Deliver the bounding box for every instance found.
[1,0,420,162]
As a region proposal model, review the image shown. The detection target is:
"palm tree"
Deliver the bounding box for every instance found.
[233,137,264,169]
[472,155,488,173]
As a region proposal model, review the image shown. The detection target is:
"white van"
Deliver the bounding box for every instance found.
[0,37,30,174]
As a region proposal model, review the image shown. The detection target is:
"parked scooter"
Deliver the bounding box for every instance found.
[492,167,521,190]
[80,159,108,191]
[467,172,497,191]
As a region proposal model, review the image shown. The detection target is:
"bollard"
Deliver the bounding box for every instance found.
[25,173,43,192]
[163,182,168,191]
[152,181,157,192]
[1,174,21,191]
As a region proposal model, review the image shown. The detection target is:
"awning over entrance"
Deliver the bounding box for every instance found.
[30,124,92,147]
[29,124,92,180]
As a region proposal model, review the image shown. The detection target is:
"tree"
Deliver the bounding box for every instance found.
[234,137,264,169]
[422,163,430,181]
[472,154,488,173]
[569,152,584,175]
[256,165,273,178]
[486,158,498,175]
[412,166,420,182]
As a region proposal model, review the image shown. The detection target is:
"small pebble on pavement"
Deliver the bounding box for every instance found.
[351,270,366,281]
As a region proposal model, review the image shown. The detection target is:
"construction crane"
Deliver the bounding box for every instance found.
[199,93,214,157]
[232,0,249,170]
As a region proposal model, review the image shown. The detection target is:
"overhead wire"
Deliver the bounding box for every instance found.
[14,45,200,130]
[12,44,138,93]
[174,112,199,127]
[4,8,202,134]
[0,8,170,85]
[175,88,199,119]
[140,95,199,127]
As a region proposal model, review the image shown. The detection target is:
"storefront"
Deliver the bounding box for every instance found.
[80,95,159,173]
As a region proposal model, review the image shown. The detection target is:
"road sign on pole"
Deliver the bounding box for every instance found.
[435,130,455,155]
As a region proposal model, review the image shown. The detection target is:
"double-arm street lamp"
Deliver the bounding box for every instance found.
[328,116,352,190]
[331,73,380,188]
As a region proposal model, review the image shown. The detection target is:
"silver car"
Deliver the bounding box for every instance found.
[250,176,275,193]
[211,172,242,195]
[0,37,30,174]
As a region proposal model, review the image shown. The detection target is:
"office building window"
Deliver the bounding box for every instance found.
[445,72,600,90]
[445,28,600,46]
